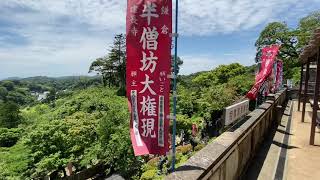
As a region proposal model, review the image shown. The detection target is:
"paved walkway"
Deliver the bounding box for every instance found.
[286,101,320,180]
[244,100,320,180]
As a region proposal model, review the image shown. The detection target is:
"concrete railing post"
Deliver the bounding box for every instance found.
[275,105,283,125]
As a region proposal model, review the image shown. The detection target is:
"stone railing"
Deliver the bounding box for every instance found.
[166,89,287,180]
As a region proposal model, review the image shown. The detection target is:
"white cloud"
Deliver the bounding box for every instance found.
[0,37,107,78]
[179,55,217,75]
[0,0,119,78]
[178,0,313,35]
[180,53,254,75]
[2,0,316,35]
[2,0,126,32]
[0,0,318,78]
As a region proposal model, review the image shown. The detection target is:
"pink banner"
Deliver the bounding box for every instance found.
[126,0,172,156]
[247,45,280,100]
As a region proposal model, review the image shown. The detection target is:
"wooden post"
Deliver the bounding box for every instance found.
[298,65,304,111]
[302,60,310,122]
[310,50,320,145]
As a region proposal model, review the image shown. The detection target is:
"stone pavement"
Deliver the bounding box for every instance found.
[286,101,320,180]
[244,100,320,180]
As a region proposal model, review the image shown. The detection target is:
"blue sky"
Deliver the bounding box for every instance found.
[0,0,320,79]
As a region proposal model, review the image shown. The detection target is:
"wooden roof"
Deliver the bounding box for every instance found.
[299,28,320,64]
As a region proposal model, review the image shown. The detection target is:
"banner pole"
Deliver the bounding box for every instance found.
[171,0,179,172]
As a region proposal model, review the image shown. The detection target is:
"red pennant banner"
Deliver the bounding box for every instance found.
[126,0,172,156]
[247,45,280,100]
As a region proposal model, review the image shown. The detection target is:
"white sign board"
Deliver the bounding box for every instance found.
[223,100,250,126]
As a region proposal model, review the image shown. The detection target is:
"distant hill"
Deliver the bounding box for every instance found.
[0,75,103,99]
[2,77,21,81]
[1,75,100,82]
[20,75,99,81]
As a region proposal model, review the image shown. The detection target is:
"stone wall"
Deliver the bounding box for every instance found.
[166,89,287,180]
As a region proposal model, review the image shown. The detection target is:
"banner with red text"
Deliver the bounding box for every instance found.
[247,45,280,100]
[126,0,172,156]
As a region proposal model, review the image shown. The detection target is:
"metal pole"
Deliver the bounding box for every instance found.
[171,0,179,172]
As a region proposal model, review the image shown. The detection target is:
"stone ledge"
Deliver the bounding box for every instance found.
[166,89,287,180]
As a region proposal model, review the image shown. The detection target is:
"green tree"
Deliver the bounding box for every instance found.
[191,63,246,87]
[0,86,8,100]
[1,81,15,91]
[0,102,21,128]
[28,84,43,92]
[213,63,246,84]
[89,34,126,91]
[255,22,298,60]
[97,109,142,177]
[43,88,56,104]
[197,84,236,115]
[89,56,116,87]
[171,56,184,75]
[297,11,320,49]
[254,22,299,79]
[24,113,99,178]
[177,85,196,117]
[0,141,32,179]
[227,74,254,96]
[0,128,21,147]
[6,91,31,105]
[109,34,126,89]
[192,71,217,88]
[19,87,142,179]
[255,11,320,79]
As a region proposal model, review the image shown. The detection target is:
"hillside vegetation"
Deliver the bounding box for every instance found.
[0,62,254,179]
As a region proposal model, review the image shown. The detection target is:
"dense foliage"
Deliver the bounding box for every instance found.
[178,63,254,117]
[0,87,143,179]
[0,61,254,179]
[0,128,21,147]
[0,76,104,179]
[255,11,320,81]
[0,102,21,128]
